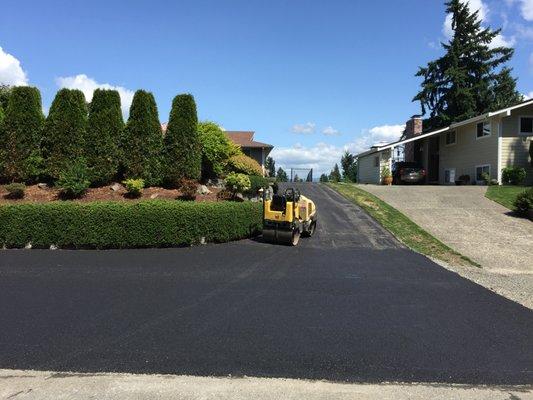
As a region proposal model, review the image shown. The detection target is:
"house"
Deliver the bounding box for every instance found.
[356,99,533,185]
[224,131,274,174]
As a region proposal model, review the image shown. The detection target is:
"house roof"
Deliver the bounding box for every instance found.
[356,98,533,158]
[225,131,273,149]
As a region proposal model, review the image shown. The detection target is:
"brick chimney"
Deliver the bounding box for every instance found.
[404,115,423,162]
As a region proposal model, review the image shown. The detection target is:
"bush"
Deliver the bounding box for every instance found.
[225,172,251,194]
[247,175,269,196]
[121,90,163,186]
[0,86,45,182]
[43,89,88,180]
[502,166,526,185]
[163,94,201,186]
[179,178,197,201]
[86,89,124,185]
[227,154,263,176]
[198,121,239,179]
[0,200,262,248]
[5,183,26,199]
[57,159,90,199]
[123,178,144,198]
[514,188,533,216]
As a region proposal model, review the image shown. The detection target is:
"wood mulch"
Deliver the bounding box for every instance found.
[0,183,222,204]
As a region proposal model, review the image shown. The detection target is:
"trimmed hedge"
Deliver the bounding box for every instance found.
[0,200,262,249]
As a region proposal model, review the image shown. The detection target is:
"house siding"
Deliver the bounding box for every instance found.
[501,105,533,184]
[438,119,499,184]
[358,153,380,184]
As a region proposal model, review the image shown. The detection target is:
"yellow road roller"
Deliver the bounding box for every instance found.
[262,187,317,246]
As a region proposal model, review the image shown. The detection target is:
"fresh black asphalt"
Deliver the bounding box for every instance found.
[0,183,532,385]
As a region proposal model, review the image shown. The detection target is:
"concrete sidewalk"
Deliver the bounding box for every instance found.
[361,185,533,308]
[1,369,532,400]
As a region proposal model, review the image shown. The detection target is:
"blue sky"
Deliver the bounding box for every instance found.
[1,0,532,175]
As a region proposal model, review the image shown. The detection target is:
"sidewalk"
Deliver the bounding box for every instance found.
[1,369,532,400]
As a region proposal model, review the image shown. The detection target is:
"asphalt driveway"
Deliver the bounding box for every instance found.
[0,183,532,385]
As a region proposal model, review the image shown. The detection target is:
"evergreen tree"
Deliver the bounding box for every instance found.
[121,90,163,185]
[329,164,341,182]
[276,167,288,182]
[86,89,124,185]
[163,94,200,185]
[490,67,523,110]
[43,89,88,180]
[0,84,11,111]
[340,151,355,180]
[0,86,45,182]
[414,0,520,130]
[319,173,329,182]
[346,161,358,182]
[265,156,276,177]
[293,174,301,183]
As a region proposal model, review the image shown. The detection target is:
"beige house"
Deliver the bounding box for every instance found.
[357,100,533,185]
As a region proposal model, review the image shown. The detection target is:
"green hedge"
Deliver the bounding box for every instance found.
[0,200,262,249]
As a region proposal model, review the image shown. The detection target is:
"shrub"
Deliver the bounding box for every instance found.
[123,178,144,198]
[247,175,269,196]
[163,94,201,186]
[86,89,124,185]
[0,200,262,249]
[514,188,533,217]
[43,89,88,180]
[198,121,238,179]
[227,154,263,176]
[502,166,527,185]
[5,183,26,199]
[225,172,251,194]
[120,90,163,186]
[381,166,391,177]
[57,159,90,199]
[179,178,197,201]
[480,172,490,185]
[0,86,45,182]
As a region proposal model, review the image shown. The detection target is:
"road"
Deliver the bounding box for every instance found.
[0,183,532,385]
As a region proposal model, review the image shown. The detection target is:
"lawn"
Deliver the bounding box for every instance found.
[328,183,479,268]
[485,185,531,210]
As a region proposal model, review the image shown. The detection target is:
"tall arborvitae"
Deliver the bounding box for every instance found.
[120,90,163,185]
[43,89,88,180]
[0,86,44,182]
[414,0,521,130]
[163,94,200,186]
[86,89,124,185]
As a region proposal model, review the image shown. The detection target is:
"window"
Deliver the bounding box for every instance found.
[475,165,490,182]
[476,121,491,138]
[444,169,455,184]
[520,117,533,135]
[445,131,456,145]
[374,156,379,167]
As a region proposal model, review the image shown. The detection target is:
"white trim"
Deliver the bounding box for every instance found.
[518,115,533,136]
[474,164,491,183]
[445,130,456,146]
[497,118,502,184]
[475,120,492,140]
[488,99,533,118]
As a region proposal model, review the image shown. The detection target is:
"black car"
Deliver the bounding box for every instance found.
[392,162,426,184]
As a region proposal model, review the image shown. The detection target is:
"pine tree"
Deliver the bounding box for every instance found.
[265,157,276,177]
[329,164,341,182]
[276,167,288,182]
[414,0,520,130]
[490,67,523,110]
[319,173,329,182]
[121,90,163,185]
[163,94,200,186]
[86,89,124,185]
[340,151,354,180]
[0,86,45,182]
[43,89,88,180]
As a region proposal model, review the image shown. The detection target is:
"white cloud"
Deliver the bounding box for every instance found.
[0,46,29,86]
[291,122,315,134]
[322,126,340,136]
[520,0,533,20]
[56,74,134,118]
[523,92,533,99]
[271,124,405,176]
[489,33,516,48]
